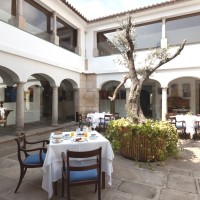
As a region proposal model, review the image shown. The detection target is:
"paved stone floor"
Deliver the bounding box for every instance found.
[0,122,200,200]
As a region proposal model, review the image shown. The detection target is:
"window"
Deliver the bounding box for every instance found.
[97,21,162,56]
[5,86,17,102]
[183,84,191,98]
[166,13,200,45]
[56,18,77,53]
[0,0,16,22]
[135,21,162,50]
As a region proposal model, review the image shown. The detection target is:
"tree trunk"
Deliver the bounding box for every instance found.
[126,80,146,123]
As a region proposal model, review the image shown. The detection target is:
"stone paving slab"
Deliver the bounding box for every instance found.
[118,180,157,199]
[167,174,197,194]
[159,188,199,200]
[0,124,200,199]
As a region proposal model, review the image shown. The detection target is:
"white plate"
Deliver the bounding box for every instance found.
[73,138,87,142]
[52,139,63,143]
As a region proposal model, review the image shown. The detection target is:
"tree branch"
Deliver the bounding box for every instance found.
[149,39,187,76]
[108,75,129,101]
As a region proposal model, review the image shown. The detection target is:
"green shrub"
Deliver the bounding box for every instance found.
[105,118,178,161]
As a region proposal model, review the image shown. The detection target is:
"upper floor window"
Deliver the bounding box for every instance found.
[56,18,77,53]
[135,21,162,50]
[23,0,51,35]
[0,0,16,23]
[97,21,162,56]
[166,13,200,45]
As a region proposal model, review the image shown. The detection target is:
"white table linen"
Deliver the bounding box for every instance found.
[42,131,114,199]
[0,108,5,119]
[87,112,105,126]
[87,112,113,127]
[176,115,200,138]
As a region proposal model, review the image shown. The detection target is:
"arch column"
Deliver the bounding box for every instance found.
[51,86,58,126]
[16,82,25,131]
[161,87,168,121]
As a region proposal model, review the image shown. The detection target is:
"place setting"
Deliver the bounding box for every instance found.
[51,131,63,143]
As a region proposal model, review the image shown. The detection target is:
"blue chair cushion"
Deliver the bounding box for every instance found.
[176,125,185,129]
[69,169,98,182]
[24,152,46,164]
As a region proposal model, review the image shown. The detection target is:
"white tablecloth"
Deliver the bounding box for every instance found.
[87,112,112,127]
[42,131,114,199]
[0,108,5,119]
[176,115,200,137]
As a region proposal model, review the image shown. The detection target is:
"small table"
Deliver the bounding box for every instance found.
[42,131,114,199]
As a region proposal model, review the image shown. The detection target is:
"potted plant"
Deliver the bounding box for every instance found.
[103,15,185,162]
[105,118,178,162]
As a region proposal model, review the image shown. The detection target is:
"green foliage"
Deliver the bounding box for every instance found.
[105,118,178,162]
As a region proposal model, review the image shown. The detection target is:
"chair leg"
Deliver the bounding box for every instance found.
[14,166,27,193]
[98,182,101,200]
[61,176,64,197]
[67,183,70,200]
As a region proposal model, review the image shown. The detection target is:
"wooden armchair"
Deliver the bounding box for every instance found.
[14,133,49,193]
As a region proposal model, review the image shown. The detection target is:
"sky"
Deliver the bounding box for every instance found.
[66,0,168,20]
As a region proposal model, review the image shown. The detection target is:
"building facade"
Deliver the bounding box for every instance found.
[0,0,200,131]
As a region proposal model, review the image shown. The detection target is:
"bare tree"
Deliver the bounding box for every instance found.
[108,14,186,123]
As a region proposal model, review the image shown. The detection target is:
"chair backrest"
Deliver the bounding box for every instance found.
[67,147,102,172]
[195,121,200,129]
[15,133,49,167]
[15,133,28,163]
[114,112,120,119]
[104,114,113,122]
[61,147,102,182]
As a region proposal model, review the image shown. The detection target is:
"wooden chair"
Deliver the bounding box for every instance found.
[114,112,120,120]
[168,116,176,126]
[99,114,113,131]
[14,133,49,193]
[194,121,200,140]
[175,120,187,139]
[61,147,102,200]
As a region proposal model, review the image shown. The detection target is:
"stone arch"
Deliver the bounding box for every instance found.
[58,79,78,122]
[99,80,126,117]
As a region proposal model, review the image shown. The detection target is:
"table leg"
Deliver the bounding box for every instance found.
[53,181,58,196]
[102,171,105,189]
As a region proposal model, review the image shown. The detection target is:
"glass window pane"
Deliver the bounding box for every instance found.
[97,21,162,56]
[135,22,162,49]
[166,14,200,45]
[56,18,77,53]
[0,0,14,22]
[23,0,49,34]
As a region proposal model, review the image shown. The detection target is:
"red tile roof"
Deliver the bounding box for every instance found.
[61,0,185,23]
